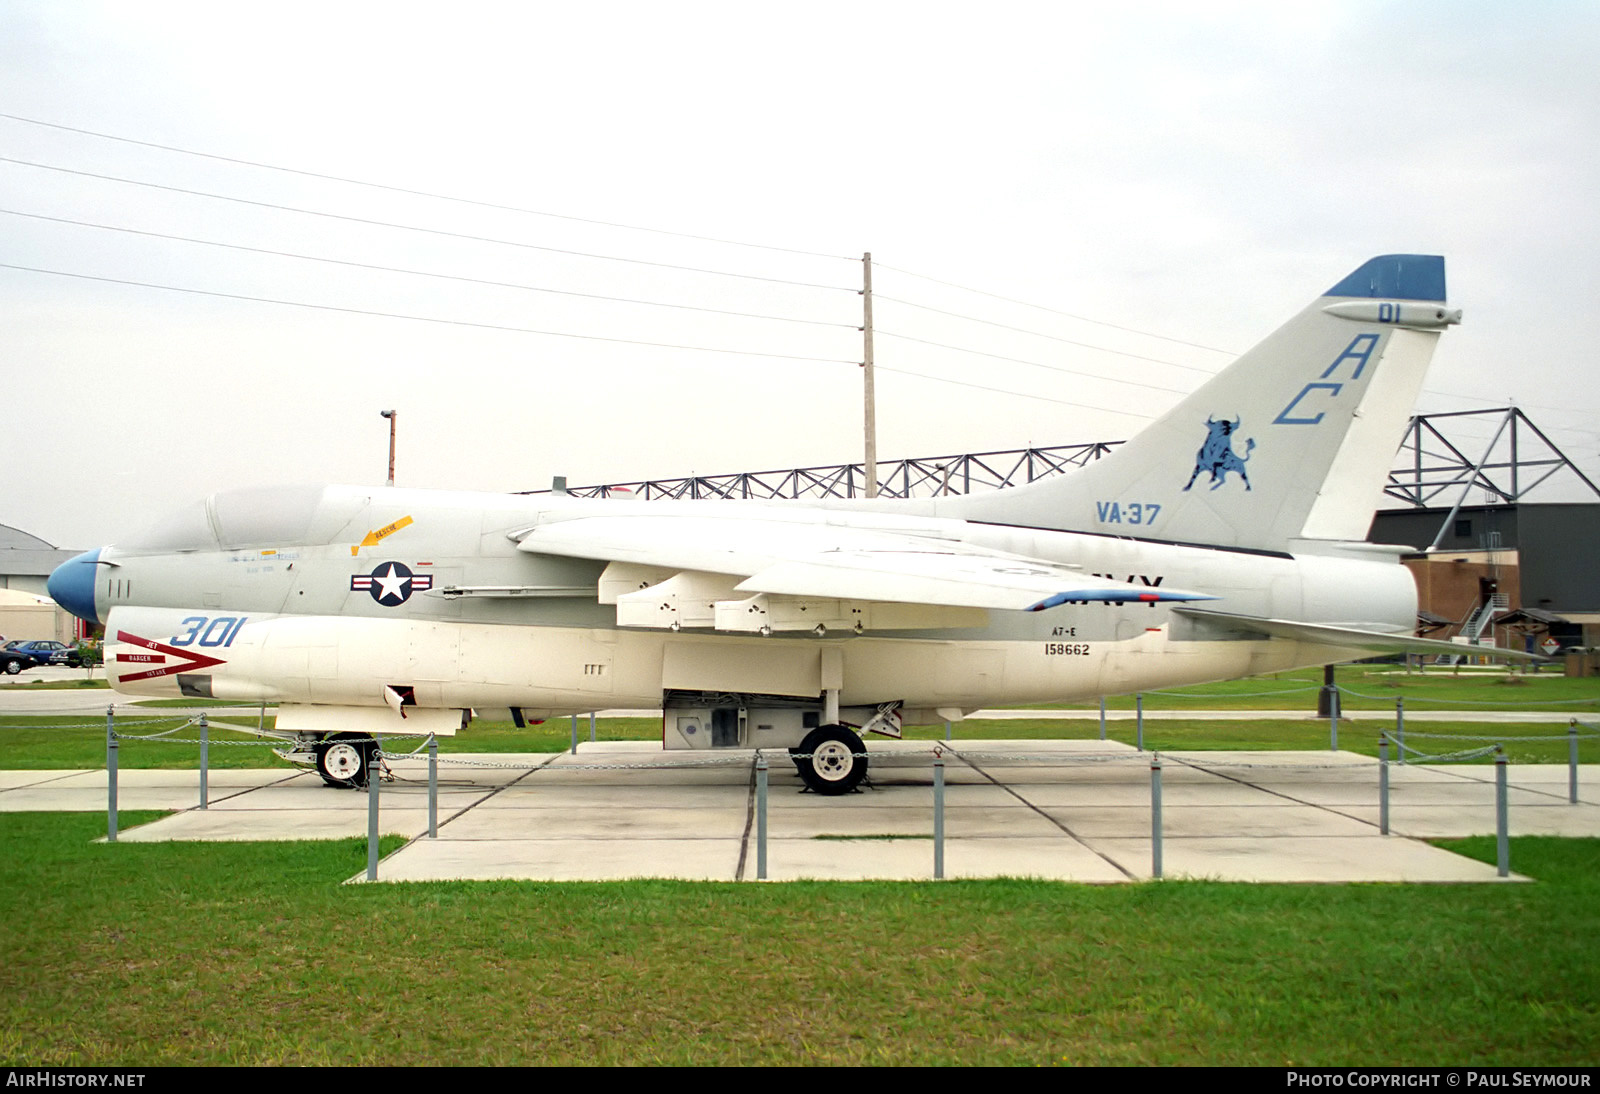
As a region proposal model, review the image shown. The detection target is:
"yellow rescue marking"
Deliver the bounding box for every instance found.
[351,515,415,556]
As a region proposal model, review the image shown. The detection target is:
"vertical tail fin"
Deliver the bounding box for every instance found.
[940,255,1460,552]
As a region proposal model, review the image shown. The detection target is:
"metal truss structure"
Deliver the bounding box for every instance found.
[532,410,1597,507]
[1383,407,1600,508]
[543,442,1123,501]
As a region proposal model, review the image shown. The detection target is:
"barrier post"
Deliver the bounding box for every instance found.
[755,753,768,881]
[933,752,945,880]
[1136,694,1144,752]
[1570,722,1580,805]
[943,719,951,742]
[569,713,578,755]
[1151,753,1163,880]
[1496,747,1509,879]
[1099,697,1107,741]
[1396,697,1406,765]
[367,756,381,882]
[106,705,118,843]
[589,712,596,743]
[1379,734,1390,836]
[428,733,438,838]
[198,714,209,810]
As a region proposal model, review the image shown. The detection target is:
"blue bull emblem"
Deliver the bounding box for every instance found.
[1184,416,1255,492]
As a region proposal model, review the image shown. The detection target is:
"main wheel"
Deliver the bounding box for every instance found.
[315,733,375,788]
[795,725,868,795]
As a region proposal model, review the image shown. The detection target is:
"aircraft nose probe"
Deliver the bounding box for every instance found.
[47,548,102,625]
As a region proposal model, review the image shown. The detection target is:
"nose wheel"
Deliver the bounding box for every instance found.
[315,734,376,788]
[793,725,868,795]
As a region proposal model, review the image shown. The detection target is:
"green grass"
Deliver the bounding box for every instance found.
[0,812,1594,1065]
[0,716,300,771]
[0,678,109,690]
[5,708,1596,769]
[1050,663,1600,711]
[4,664,1596,771]
[812,833,933,841]
[919,718,1600,764]
[0,714,664,770]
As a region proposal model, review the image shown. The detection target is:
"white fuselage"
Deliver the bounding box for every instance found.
[92,489,1416,734]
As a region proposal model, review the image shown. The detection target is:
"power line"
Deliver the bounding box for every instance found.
[1423,387,1600,422]
[877,328,1195,397]
[1,263,858,365]
[0,112,858,263]
[876,294,1219,374]
[0,156,858,294]
[5,261,1168,417]
[1,208,856,330]
[874,260,1239,355]
[874,364,1164,420]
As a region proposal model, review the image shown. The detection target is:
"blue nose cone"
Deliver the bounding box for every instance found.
[48,549,102,625]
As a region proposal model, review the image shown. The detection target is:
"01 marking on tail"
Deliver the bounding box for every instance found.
[48,254,1522,794]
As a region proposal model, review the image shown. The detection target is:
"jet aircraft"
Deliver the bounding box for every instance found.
[48,255,1525,792]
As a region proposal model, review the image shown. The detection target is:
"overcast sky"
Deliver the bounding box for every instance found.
[5,1,1598,548]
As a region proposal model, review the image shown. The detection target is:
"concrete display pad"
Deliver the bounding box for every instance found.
[2,740,1594,883]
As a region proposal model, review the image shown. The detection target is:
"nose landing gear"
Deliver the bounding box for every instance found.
[315,733,376,788]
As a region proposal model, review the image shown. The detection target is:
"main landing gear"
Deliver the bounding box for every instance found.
[792,724,868,795]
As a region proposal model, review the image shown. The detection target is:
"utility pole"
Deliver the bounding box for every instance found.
[861,252,877,498]
[380,409,397,486]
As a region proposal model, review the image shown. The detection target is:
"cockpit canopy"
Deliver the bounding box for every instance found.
[121,485,369,552]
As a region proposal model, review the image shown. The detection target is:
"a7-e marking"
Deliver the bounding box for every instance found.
[170,616,248,648]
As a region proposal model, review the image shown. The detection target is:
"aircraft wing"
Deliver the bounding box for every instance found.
[1173,608,1546,662]
[512,512,1212,620]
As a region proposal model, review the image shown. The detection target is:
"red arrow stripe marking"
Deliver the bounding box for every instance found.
[113,631,227,682]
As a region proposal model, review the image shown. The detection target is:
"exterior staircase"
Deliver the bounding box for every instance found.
[1435,594,1510,665]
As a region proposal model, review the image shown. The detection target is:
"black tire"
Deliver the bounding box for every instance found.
[315,733,375,788]
[794,725,868,795]
[2,659,21,675]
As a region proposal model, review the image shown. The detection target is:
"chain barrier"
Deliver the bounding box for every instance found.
[1391,741,1504,764]
[1,713,221,730]
[1142,685,1321,698]
[1390,728,1600,743]
[83,708,1584,881]
[1335,684,1600,708]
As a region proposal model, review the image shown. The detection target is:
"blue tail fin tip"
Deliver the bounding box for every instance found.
[1325,255,1446,302]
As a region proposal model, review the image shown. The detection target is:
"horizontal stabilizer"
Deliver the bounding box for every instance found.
[1173,608,1545,662]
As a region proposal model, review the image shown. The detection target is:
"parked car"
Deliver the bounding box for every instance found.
[0,643,29,675]
[1,640,79,674]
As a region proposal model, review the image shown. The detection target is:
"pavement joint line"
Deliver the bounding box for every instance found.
[736,754,758,881]
[185,770,305,809]
[1380,757,1599,806]
[951,748,1137,881]
[382,752,563,861]
[1167,754,1386,834]
[0,770,94,792]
